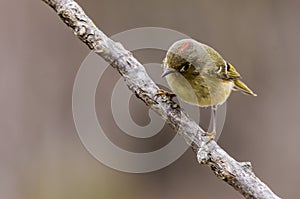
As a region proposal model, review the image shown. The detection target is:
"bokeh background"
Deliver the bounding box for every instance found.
[1,0,300,198]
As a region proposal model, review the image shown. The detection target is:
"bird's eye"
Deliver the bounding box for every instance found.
[180,62,190,72]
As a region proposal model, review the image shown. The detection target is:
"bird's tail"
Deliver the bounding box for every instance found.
[233,79,257,96]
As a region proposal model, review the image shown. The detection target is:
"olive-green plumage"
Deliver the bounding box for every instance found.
[161,39,256,138]
[162,39,256,107]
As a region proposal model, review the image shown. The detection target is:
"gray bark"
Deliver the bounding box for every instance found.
[42,0,281,198]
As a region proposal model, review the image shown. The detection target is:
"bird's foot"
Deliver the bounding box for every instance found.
[155,89,176,100]
[203,131,216,143]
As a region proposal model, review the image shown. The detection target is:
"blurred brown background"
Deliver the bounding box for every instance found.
[1,0,300,198]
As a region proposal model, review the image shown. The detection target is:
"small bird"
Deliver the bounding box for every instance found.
[161,39,256,140]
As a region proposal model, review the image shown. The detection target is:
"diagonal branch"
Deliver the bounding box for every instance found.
[41,0,281,198]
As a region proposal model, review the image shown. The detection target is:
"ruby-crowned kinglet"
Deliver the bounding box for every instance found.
[161,39,256,139]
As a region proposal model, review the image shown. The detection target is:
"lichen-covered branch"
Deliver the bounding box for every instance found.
[41,0,281,198]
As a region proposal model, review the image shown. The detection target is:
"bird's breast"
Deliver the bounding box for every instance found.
[166,73,233,107]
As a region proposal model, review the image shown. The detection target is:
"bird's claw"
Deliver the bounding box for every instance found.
[155,89,176,100]
[203,131,216,143]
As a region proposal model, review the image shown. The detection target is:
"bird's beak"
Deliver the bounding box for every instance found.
[161,68,177,78]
